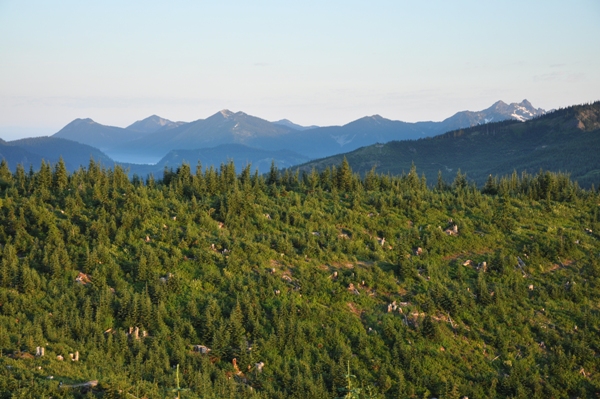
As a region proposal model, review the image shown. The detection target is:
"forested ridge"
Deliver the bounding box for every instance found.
[296,101,600,189]
[0,158,599,398]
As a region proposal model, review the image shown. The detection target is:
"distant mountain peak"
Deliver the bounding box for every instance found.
[520,99,533,108]
[65,118,97,127]
[220,109,234,118]
[126,115,181,134]
[128,115,171,125]
[273,119,319,131]
[508,99,545,122]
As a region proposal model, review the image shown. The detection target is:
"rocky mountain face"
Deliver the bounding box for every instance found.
[438,99,545,131]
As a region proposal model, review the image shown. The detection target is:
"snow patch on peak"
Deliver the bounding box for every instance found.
[519,99,533,108]
[511,113,527,122]
[364,115,384,124]
[220,109,234,118]
[508,100,545,122]
[151,116,171,127]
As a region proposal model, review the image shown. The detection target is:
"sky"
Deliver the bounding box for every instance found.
[0,0,599,140]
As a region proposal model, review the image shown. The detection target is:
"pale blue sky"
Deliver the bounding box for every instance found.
[1,0,599,139]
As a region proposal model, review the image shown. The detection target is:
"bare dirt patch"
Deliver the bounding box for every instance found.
[347,302,362,317]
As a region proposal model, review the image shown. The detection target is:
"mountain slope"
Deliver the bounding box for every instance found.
[295,101,600,188]
[125,144,310,177]
[9,136,115,171]
[0,139,44,171]
[262,100,546,159]
[0,154,598,398]
[112,110,295,158]
[52,118,145,150]
[265,115,431,159]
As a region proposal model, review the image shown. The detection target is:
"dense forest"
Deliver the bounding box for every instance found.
[0,157,599,398]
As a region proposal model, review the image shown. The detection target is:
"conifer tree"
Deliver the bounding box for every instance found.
[52,157,69,192]
[336,157,353,191]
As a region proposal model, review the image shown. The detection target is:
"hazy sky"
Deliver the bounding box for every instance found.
[1,0,599,139]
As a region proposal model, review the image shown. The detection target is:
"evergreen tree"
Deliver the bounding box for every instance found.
[336,157,353,191]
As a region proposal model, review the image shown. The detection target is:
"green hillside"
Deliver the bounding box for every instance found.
[0,159,599,398]
[297,102,600,189]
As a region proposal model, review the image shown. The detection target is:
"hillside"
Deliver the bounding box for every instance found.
[0,160,598,398]
[9,137,115,171]
[53,118,149,151]
[0,140,44,172]
[296,102,600,188]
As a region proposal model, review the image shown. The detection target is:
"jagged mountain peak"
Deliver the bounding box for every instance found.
[508,99,545,122]
[520,99,533,108]
[490,100,508,109]
[445,100,546,126]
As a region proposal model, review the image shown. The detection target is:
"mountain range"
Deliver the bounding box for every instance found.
[49,99,545,163]
[8,99,598,185]
[296,101,600,188]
